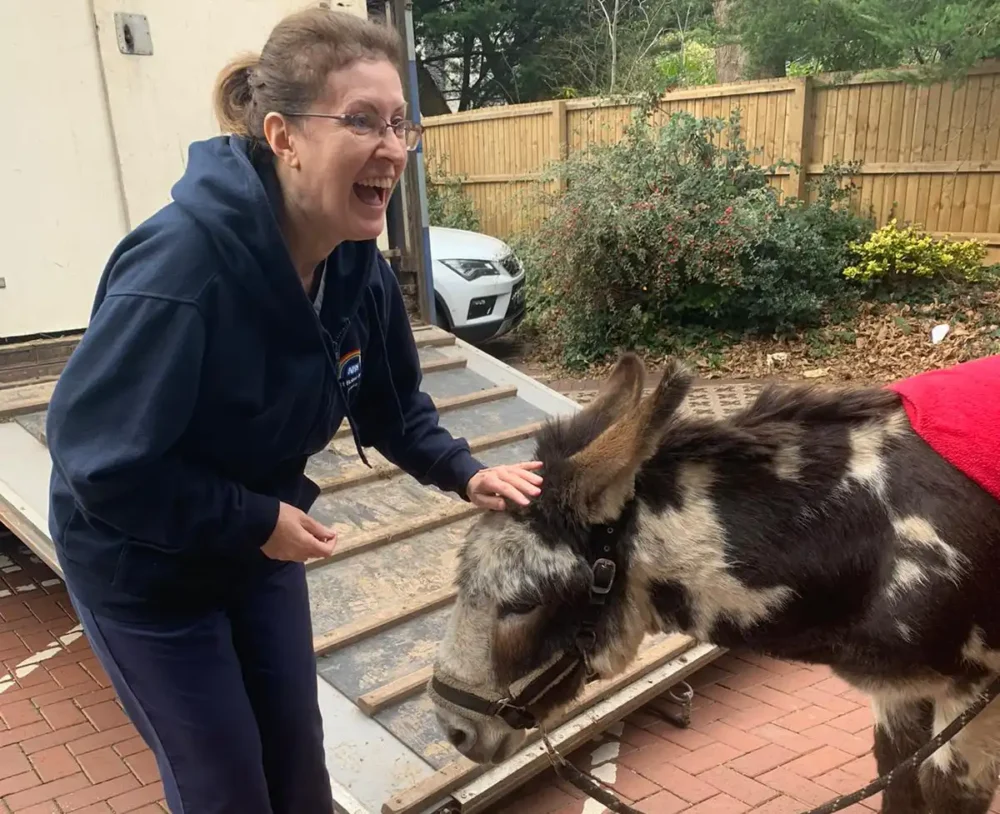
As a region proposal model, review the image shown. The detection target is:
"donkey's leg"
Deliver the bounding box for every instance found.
[871,693,933,814]
[919,694,1000,814]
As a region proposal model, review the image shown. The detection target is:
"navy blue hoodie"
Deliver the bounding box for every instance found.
[46,135,484,620]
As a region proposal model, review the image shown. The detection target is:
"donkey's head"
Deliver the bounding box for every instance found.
[429,354,693,764]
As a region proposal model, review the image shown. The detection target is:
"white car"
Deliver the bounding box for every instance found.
[428,226,526,344]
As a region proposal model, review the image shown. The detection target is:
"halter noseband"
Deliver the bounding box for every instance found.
[431,520,625,731]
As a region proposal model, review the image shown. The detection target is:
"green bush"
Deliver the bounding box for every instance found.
[843,219,992,284]
[425,157,482,233]
[519,108,873,368]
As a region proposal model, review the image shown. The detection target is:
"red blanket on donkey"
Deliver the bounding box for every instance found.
[887,354,1000,502]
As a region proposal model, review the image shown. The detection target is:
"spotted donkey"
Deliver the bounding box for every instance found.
[429,353,1000,813]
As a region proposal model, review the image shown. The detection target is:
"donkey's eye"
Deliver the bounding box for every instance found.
[498,601,539,618]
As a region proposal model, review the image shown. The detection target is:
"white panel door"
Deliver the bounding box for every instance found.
[0,0,129,337]
[92,0,369,230]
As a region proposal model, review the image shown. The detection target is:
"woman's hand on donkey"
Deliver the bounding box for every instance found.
[466,462,544,511]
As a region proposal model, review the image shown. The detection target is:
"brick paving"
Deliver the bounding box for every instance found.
[0,531,167,813]
[1,525,997,814]
[490,654,1000,814]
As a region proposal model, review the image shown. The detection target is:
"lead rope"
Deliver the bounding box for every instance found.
[541,673,1000,814]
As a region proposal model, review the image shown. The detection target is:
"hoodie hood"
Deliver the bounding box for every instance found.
[170,135,375,343]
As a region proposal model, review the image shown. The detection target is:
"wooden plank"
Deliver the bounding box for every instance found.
[0,381,57,420]
[857,83,877,218]
[786,77,811,199]
[332,385,517,440]
[810,59,1000,89]
[465,422,544,453]
[358,666,434,716]
[380,632,700,814]
[928,231,1000,246]
[312,585,457,657]
[413,330,455,349]
[552,99,568,193]
[428,173,542,185]
[305,501,482,569]
[572,77,799,108]
[316,421,545,495]
[423,102,555,127]
[419,357,466,374]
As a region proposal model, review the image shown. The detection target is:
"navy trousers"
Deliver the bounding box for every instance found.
[68,561,335,814]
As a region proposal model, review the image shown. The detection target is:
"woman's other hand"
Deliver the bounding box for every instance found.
[261,502,338,562]
[466,462,543,511]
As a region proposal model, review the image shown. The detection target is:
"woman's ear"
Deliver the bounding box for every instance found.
[262,112,300,169]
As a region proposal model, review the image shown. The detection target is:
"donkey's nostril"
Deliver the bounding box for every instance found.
[447,727,467,748]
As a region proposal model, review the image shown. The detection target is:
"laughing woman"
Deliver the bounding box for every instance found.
[44,8,542,814]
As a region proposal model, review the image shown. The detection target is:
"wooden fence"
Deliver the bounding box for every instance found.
[421,62,1000,262]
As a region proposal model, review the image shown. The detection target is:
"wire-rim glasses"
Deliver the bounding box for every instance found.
[283,111,424,151]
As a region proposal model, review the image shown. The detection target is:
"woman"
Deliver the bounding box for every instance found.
[45,8,542,813]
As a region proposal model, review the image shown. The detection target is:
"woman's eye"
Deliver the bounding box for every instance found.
[348,113,376,131]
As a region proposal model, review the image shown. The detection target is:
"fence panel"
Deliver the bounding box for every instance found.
[421,63,1000,261]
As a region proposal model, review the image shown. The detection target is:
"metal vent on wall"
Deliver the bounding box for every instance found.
[113,13,154,56]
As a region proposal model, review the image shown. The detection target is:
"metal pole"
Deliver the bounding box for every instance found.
[385,186,407,279]
[392,0,436,325]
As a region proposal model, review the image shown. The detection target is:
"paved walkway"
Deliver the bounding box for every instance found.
[1,529,996,814]
[492,664,1000,814]
[0,530,166,813]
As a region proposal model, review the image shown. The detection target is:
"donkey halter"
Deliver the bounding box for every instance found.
[431,522,625,731]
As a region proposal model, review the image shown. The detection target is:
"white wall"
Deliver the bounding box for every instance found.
[2,0,373,340]
[1,0,129,338]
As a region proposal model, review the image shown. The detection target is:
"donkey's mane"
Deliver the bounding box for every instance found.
[734,380,903,428]
[533,371,905,476]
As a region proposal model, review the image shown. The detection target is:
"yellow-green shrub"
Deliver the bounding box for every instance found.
[843,220,989,283]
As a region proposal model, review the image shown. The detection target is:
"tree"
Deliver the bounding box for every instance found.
[412,0,586,110]
[412,0,715,110]
[545,0,715,97]
[713,0,750,82]
[721,0,1000,82]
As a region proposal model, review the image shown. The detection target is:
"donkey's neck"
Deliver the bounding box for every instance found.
[626,412,906,665]
[629,460,797,642]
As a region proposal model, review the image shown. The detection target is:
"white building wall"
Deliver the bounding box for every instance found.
[2,0,372,339]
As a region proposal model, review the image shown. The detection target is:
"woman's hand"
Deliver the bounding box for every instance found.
[466,462,544,511]
[261,502,338,562]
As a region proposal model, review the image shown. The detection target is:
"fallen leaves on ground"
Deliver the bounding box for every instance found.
[514,289,1000,387]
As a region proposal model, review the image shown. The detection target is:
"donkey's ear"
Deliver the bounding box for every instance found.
[568,358,693,523]
[635,358,693,441]
[579,352,646,428]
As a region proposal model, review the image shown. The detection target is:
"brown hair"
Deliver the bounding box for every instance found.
[212,7,403,141]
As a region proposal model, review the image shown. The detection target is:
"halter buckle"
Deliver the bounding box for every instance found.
[591,558,616,596]
[494,698,537,730]
[576,627,598,652]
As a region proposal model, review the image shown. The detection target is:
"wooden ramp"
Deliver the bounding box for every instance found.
[0,325,728,814]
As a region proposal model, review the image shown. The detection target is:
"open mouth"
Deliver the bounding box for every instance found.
[353,176,394,209]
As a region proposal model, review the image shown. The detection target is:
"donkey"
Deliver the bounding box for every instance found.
[429,353,1000,813]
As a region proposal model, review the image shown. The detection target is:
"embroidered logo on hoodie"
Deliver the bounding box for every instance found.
[339,348,362,398]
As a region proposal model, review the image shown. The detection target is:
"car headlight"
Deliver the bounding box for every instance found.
[440,259,500,281]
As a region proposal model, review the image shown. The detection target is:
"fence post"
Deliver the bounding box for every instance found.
[786,76,813,200]
[551,99,568,192]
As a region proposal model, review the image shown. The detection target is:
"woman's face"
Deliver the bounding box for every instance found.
[271,58,411,245]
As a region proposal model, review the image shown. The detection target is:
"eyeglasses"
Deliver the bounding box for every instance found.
[283,111,424,151]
